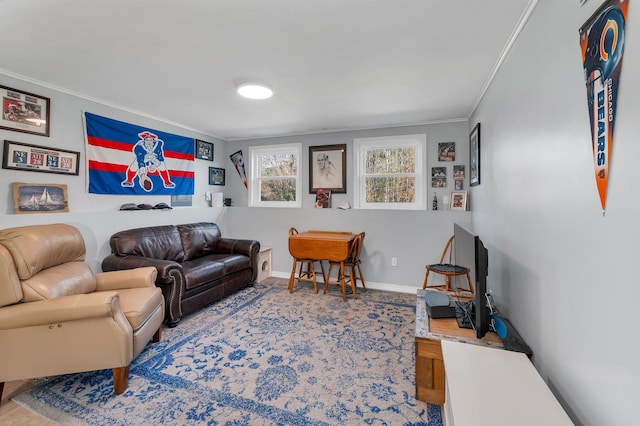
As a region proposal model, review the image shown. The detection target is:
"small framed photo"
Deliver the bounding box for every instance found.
[431,167,446,188]
[469,123,481,187]
[209,167,225,185]
[314,188,331,208]
[455,179,464,190]
[453,165,465,179]
[1,85,50,136]
[195,139,214,161]
[438,142,455,161]
[3,140,80,175]
[309,144,346,193]
[450,191,468,211]
[12,182,69,214]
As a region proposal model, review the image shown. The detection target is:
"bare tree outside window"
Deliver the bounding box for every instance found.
[353,134,425,210]
[249,144,302,207]
[259,153,297,201]
[364,147,416,203]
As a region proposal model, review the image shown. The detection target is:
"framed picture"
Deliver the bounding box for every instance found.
[438,142,455,161]
[455,179,464,190]
[209,167,225,185]
[431,166,446,188]
[469,123,481,187]
[309,144,346,193]
[2,140,80,175]
[450,191,468,211]
[314,188,331,208]
[12,182,69,214]
[1,85,50,137]
[195,139,214,161]
[453,165,465,179]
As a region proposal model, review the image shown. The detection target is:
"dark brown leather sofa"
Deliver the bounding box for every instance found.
[102,222,260,327]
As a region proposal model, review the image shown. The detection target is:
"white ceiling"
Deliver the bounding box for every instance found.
[1,0,533,141]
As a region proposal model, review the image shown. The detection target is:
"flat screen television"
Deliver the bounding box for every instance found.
[453,223,491,339]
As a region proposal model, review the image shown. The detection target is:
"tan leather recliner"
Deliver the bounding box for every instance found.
[0,224,164,401]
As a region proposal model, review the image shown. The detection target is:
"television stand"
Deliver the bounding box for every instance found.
[415,290,571,425]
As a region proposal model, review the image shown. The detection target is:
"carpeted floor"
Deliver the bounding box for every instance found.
[14,278,443,425]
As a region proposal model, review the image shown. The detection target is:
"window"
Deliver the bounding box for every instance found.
[353,134,426,210]
[249,143,302,207]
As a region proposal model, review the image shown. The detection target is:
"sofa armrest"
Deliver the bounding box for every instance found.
[217,238,259,257]
[102,255,182,285]
[0,292,123,330]
[96,266,157,291]
[217,238,261,282]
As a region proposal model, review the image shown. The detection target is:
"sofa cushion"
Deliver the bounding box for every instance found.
[209,254,252,275]
[182,257,225,290]
[178,223,221,261]
[110,225,185,263]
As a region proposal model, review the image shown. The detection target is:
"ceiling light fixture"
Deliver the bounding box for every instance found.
[236,83,273,100]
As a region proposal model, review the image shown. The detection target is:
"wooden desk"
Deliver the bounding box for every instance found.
[415,289,502,404]
[288,231,356,300]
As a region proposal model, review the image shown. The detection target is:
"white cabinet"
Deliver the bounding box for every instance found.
[441,340,573,426]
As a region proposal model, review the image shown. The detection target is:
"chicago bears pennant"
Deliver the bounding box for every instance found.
[580,0,628,216]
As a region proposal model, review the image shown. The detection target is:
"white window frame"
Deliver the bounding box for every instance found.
[353,134,426,210]
[249,143,302,208]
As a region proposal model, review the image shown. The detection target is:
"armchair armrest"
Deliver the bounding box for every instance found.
[0,292,122,330]
[102,254,185,326]
[96,266,158,291]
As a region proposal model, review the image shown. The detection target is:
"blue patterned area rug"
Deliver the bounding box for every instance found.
[14,278,443,425]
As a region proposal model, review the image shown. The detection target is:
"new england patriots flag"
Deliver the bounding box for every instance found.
[85,112,194,195]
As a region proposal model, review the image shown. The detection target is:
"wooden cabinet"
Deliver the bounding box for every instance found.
[415,337,446,404]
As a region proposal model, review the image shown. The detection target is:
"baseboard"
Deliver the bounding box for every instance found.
[270,271,418,294]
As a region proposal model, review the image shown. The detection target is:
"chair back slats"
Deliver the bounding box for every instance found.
[439,235,455,264]
[349,232,365,263]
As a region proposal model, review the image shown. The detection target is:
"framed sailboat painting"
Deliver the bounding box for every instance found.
[12,182,69,214]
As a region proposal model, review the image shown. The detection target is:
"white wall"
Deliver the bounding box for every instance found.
[0,73,229,271]
[470,1,638,425]
[223,123,473,291]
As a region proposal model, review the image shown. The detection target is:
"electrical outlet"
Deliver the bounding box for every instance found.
[391,257,398,267]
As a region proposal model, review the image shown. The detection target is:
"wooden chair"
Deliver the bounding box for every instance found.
[422,235,474,293]
[288,227,325,293]
[325,232,366,298]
